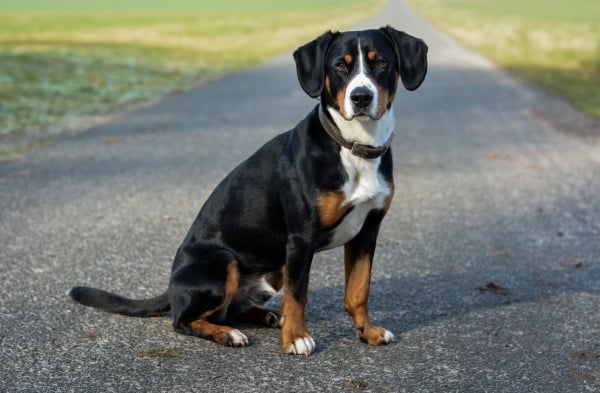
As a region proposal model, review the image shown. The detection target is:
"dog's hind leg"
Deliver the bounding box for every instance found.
[180,318,249,347]
[169,247,249,347]
[243,306,284,328]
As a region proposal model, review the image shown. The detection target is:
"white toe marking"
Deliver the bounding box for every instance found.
[229,329,249,347]
[383,329,394,344]
[288,336,316,356]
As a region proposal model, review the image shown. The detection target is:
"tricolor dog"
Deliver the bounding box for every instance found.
[70,26,428,356]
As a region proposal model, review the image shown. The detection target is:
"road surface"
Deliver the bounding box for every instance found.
[1,1,599,392]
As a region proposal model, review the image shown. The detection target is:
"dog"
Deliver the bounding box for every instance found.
[70,26,428,356]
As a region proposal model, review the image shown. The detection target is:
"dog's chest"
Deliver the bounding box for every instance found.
[320,150,390,249]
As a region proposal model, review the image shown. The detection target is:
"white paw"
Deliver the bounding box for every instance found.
[285,336,316,356]
[382,329,394,344]
[228,329,249,347]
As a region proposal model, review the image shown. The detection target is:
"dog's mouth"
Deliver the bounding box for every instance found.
[346,111,381,122]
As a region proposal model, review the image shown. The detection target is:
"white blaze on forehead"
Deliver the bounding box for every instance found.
[343,39,378,120]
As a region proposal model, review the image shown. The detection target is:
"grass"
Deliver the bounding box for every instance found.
[0,0,385,154]
[405,0,600,118]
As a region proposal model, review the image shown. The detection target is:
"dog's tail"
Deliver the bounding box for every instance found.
[69,286,170,317]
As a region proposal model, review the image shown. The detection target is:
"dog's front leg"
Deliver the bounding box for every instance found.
[343,215,394,346]
[281,234,316,356]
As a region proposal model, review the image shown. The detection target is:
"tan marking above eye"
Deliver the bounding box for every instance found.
[367,51,377,61]
[344,54,353,64]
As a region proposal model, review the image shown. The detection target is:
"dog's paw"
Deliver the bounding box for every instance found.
[359,326,395,346]
[282,335,316,356]
[381,329,394,344]
[227,329,249,347]
[265,311,284,328]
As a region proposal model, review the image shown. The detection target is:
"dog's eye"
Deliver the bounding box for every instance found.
[374,58,387,68]
[334,61,348,72]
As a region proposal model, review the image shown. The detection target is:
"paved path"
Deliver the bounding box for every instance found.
[1,1,599,392]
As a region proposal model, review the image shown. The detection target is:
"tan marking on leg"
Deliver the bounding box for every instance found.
[317,191,352,228]
[281,286,312,353]
[224,261,240,302]
[344,250,371,331]
[188,319,236,346]
[384,181,395,214]
[200,261,239,321]
[344,247,391,346]
[186,261,246,346]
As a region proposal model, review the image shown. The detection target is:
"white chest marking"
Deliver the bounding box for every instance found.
[323,150,390,250]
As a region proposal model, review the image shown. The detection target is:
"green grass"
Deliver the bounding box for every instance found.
[406,0,600,118]
[0,0,385,154]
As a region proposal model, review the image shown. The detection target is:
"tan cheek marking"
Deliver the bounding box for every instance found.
[326,75,347,115]
[336,85,348,118]
[325,75,331,96]
[376,72,400,118]
[376,87,391,119]
[317,191,352,228]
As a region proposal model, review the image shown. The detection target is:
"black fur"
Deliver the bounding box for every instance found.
[379,26,428,91]
[69,287,169,317]
[70,26,428,352]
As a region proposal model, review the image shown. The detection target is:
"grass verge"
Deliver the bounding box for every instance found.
[0,0,385,155]
[405,0,599,118]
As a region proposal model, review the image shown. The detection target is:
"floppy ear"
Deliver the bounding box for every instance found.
[293,31,337,98]
[380,26,428,91]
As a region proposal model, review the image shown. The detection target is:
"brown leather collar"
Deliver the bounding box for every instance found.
[318,106,394,159]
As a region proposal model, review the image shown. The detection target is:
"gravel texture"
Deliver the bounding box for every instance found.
[1,1,599,392]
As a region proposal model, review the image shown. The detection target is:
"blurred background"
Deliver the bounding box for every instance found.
[0,0,597,155]
[0,0,385,154]
[406,0,599,118]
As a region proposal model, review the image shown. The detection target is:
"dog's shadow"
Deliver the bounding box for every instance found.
[253,259,597,352]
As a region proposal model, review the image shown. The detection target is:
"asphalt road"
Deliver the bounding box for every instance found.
[1,1,599,392]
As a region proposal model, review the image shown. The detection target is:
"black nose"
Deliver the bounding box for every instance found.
[350,87,374,109]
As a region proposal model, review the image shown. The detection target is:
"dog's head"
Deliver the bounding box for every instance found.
[293,26,428,121]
